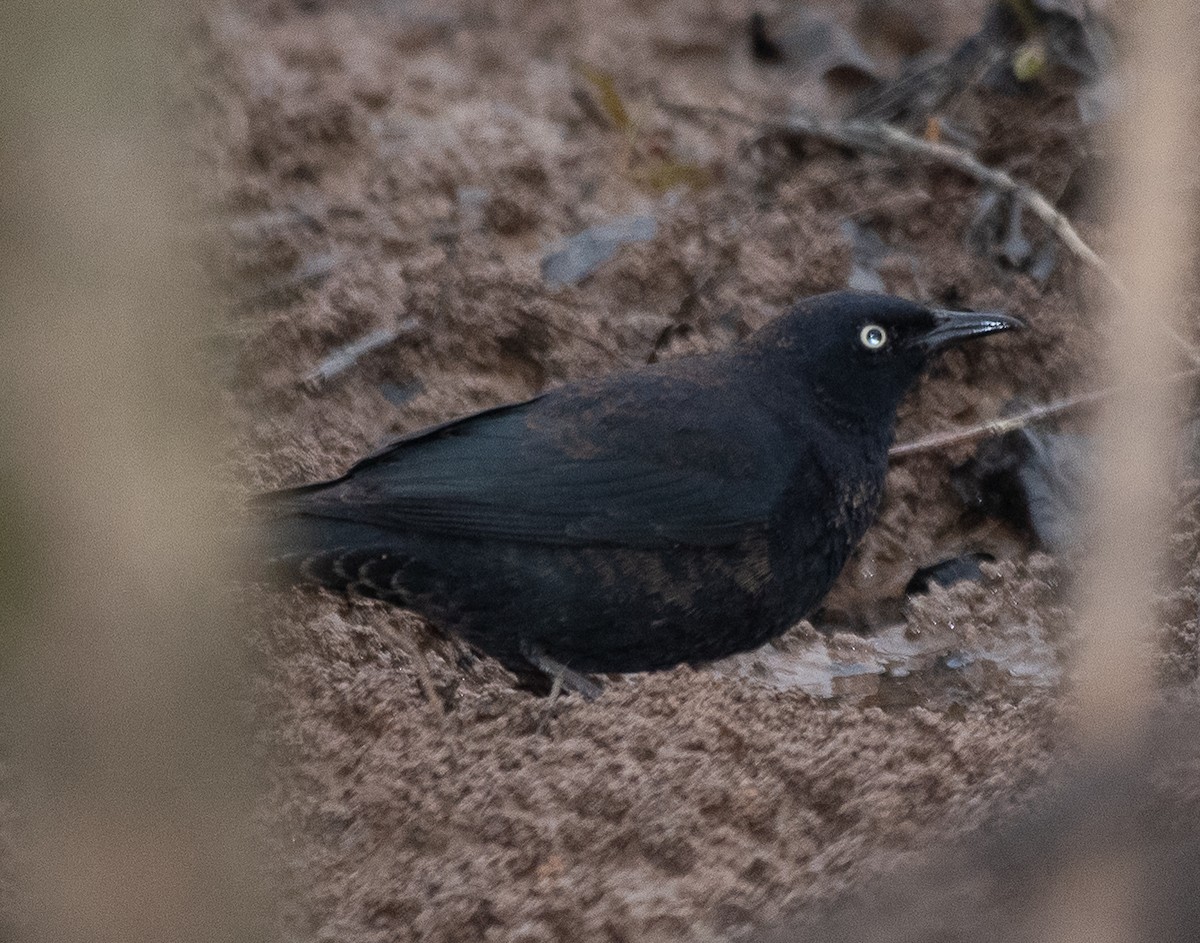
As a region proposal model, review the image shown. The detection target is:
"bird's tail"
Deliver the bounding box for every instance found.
[250,486,391,590]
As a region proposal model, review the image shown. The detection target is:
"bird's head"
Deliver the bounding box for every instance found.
[748,291,1023,428]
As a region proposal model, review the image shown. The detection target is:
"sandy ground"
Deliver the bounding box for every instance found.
[4,0,1198,940]
[202,1,1198,940]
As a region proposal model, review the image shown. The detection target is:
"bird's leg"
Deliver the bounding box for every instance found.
[536,670,566,735]
[524,646,603,701]
[546,670,565,708]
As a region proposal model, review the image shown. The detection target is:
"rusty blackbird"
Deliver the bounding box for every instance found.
[262,291,1020,692]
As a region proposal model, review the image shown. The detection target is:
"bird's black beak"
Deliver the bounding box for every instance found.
[920,308,1024,350]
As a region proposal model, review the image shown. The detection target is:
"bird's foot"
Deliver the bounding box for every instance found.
[524,647,603,702]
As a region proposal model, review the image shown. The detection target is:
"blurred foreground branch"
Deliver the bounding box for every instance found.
[1072,0,1195,763]
[0,4,262,943]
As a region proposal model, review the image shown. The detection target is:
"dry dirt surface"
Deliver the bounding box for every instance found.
[168,0,1200,940]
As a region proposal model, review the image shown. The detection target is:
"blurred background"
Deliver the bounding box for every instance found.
[1,1,1197,941]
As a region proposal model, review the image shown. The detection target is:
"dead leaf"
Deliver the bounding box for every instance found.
[573,62,633,133]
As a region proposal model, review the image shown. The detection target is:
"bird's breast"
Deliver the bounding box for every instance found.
[831,472,885,540]
[766,438,889,617]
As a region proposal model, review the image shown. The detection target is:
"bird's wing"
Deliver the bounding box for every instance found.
[266,384,791,549]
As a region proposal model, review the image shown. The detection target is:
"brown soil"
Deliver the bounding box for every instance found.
[9,1,1181,941]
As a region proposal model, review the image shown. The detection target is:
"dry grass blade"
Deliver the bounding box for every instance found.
[304,317,421,388]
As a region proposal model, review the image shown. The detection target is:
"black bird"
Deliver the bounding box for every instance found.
[262,291,1020,693]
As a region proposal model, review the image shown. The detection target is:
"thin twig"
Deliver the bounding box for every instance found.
[888,367,1200,458]
[872,122,1122,286]
[888,390,1104,458]
[659,99,1200,366]
[662,99,1114,277]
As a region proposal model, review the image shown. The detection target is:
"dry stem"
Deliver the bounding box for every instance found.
[659,98,1200,366]
[888,367,1200,458]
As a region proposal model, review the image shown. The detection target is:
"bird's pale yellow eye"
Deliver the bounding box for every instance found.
[860,324,888,350]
